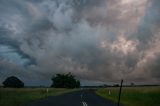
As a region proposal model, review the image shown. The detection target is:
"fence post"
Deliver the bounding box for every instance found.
[118,80,123,106]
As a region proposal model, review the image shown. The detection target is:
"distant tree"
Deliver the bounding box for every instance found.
[113,84,119,87]
[3,76,24,88]
[51,73,80,88]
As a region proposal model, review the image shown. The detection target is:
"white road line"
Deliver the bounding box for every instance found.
[82,102,85,106]
[84,102,88,106]
[82,101,88,106]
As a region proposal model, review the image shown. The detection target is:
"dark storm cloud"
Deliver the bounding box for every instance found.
[135,0,160,43]
[129,0,160,83]
[0,25,35,67]
[0,0,160,86]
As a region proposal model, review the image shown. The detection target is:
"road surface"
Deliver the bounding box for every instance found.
[26,89,119,106]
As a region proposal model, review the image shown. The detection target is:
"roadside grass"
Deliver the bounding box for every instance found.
[0,88,79,106]
[96,87,160,106]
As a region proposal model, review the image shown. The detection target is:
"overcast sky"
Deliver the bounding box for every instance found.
[0,0,160,86]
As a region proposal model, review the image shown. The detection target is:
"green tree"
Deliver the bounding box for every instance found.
[51,73,80,88]
[3,76,24,88]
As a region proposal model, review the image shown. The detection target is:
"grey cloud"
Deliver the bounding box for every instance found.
[135,0,160,43]
[0,28,35,66]
[0,0,160,86]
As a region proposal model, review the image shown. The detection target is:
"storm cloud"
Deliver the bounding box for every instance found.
[0,0,160,86]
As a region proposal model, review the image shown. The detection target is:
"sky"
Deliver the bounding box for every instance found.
[0,0,160,86]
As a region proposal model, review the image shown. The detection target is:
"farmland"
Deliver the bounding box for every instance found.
[0,88,78,106]
[96,86,160,106]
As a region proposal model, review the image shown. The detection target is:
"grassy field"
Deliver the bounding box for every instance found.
[96,86,160,106]
[0,88,79,106]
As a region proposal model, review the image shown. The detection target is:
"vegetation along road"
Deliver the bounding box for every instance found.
[0,88,78,106]
[96,87,160,106]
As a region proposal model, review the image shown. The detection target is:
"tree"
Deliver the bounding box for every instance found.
[51,73,80,88]
[3,76,24,88]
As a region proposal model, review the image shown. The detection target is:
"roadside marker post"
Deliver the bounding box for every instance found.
[46,88,49,97]
[109,90,111,95]
[46,88,49,93]
[118,80,123,106]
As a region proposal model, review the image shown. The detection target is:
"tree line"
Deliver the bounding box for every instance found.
[2,73,80,88]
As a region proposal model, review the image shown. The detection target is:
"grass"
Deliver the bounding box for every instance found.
[96,86,160,106]
[0,88,79,106]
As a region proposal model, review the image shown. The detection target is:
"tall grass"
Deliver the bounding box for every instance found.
[0,88,78,106]
[96,87,160,106]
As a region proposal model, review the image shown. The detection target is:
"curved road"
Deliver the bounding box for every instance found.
[26,89,119,106]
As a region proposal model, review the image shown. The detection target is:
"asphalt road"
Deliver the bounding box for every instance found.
[26,89,119,106]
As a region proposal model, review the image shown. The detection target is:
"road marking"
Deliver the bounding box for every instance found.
[84,102,88,106]
[82,102,85,106]
[82,101,88,106]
